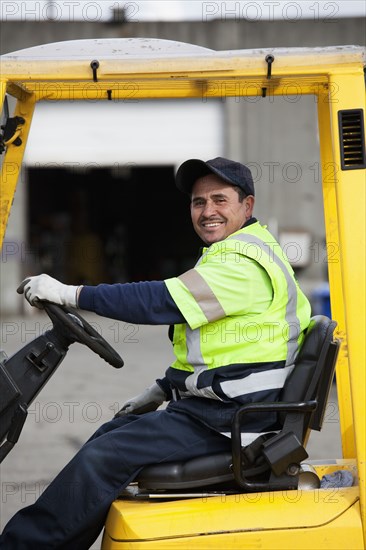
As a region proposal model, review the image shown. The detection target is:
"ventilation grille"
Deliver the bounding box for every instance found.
[338,109,366,170]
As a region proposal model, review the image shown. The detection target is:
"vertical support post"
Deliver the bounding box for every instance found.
[0,89,36,248]
[317,94,356,459]
[328,69,366,544]
[0,80,6,114]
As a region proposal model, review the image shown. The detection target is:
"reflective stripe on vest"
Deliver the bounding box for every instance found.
[220,364,294,399]
[178,270,225,322]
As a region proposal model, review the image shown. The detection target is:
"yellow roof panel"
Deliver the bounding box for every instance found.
[1,39,365,80]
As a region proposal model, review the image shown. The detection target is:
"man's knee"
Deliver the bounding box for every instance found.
[88,416,125,440]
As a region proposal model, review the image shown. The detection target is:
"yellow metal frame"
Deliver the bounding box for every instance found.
[0,40,365,548]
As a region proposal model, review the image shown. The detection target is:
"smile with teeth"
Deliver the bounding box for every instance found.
[202,220,224,228]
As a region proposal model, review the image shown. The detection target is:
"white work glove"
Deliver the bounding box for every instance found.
[115,382,167,417]
[17,274,80,309]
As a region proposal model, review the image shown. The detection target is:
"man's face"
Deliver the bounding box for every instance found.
[190,174,254,245]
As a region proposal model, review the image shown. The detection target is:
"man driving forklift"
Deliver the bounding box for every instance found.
[0,156,311,549]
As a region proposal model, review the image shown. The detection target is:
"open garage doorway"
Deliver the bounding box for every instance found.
[27,165,202,285]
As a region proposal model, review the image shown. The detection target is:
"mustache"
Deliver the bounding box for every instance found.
[199,216,225,223]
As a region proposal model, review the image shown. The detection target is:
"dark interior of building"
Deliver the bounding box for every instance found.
[27,166,202,285]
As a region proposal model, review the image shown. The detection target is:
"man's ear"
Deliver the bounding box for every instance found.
[245,196,255,218]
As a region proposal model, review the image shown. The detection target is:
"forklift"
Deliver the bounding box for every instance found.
[0,39,365,548]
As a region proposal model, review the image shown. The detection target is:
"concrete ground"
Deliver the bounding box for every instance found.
[0,311,342,548]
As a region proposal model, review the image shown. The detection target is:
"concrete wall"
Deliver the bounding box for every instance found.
[1,18,365,54]
[1,17,365,312]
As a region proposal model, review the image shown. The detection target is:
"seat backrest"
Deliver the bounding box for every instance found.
[279,315,339,429]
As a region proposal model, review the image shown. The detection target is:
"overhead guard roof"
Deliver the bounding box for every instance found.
[1,38,365,74]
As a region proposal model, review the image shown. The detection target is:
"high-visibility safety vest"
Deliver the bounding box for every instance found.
[164,221,311,406]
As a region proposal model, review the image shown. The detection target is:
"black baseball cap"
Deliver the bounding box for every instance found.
[176,157,255,196]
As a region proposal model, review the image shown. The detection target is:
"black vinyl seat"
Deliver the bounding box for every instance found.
[136,315,340,493]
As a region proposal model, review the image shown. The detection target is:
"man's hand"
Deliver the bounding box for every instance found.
[115,382,167,417]
[17,274,80,308]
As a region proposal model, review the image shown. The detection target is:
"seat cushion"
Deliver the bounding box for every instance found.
[137,452,234,490]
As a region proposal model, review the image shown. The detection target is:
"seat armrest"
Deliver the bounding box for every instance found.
[232,400,317,423]
[231,400,317,492]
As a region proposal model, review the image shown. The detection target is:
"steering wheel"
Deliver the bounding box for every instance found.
[43,302,124,369]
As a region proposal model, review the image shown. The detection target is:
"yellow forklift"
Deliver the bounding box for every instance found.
[0,39,365,548]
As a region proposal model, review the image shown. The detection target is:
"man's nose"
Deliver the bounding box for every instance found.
[202,200,217,216]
